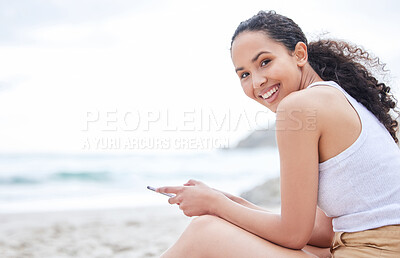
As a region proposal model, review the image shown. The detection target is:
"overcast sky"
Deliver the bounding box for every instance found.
[0,0,399,153]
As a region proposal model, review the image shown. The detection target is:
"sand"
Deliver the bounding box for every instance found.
[0,204,281,258]
[0,205,191,258]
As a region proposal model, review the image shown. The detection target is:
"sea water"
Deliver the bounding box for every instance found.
[0,148,279,213]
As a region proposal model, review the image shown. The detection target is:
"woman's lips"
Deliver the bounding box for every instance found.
[259,84,280,103]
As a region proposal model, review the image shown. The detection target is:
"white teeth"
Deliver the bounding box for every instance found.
[261,86,279,99]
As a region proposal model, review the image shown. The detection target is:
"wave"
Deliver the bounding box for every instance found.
[0,171,112,185]
[0,176,41,185]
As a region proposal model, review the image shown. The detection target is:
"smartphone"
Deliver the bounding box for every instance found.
[147,186,175,198]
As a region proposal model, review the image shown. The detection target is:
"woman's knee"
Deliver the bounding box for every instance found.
[191,215,220,225]
[185,215,222,237]
[166,215,222,257]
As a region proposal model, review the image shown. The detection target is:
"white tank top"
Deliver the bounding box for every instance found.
[306,81,400,232]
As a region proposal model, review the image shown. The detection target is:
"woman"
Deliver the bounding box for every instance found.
[157,11,400,257]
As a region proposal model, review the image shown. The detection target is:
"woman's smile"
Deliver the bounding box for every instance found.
[258,83,280,103]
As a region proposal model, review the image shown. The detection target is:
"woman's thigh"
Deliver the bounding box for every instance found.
[162,215,328,258]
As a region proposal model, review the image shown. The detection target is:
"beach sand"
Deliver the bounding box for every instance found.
[0,205,191,258]
[0,204,280,258]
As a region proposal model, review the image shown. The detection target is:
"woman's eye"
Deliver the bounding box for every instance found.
[261,59,270,66]
[240,72,249,79]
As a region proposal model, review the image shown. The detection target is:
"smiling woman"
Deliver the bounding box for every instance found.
[231,31,311,112]
[157,10,400,258]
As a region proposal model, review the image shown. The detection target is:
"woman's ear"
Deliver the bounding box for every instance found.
[294,42,308,67]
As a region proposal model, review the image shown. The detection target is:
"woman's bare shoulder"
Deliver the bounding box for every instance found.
[278,85,342,112]
[276,86,344,133]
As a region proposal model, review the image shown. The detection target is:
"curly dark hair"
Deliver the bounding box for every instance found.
[231,10,399,143]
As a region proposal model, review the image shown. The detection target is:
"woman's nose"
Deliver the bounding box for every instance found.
[252,73,267,89]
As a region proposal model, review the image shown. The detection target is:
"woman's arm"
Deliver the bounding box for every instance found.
[159,94,324,250]
[215,184,333,247]
[221,191,267,211]
[223,189,334,247]
[184,179,268,211]
[228,192,333,247]
[190,181,333,247]
[214,96,321,248]
[221,187,333,247]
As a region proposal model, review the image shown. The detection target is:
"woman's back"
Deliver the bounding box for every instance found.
[302,83,362,164]
[306,81,400,232]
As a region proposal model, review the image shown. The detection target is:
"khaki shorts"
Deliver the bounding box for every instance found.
[331,225,400,257]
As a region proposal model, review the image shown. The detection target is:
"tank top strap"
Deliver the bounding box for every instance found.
[306,81,347,95]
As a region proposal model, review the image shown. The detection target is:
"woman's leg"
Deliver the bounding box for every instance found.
[161,215,331,258]
[303,245,331,258]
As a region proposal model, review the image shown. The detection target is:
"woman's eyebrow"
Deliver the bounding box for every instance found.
[235,51,271,73]
[235,67,244,73]
[251,51,270,62]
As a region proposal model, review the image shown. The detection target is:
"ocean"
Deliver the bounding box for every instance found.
[0,148,279,213]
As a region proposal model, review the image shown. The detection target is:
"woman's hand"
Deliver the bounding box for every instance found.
[183,179,266,211]
[184,179,236,201]
[156,179,225,217]
[183,179,208,187]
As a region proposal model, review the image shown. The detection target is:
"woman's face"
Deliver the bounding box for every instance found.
[231,31,303,112]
